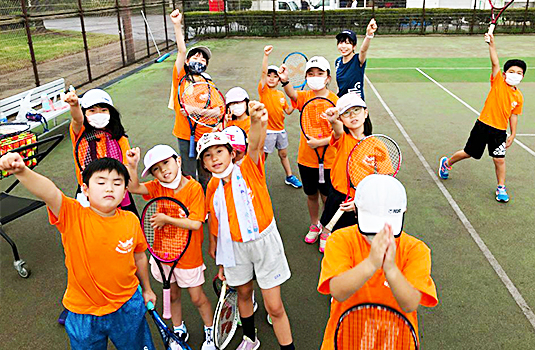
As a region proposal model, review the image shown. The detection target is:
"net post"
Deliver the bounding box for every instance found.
[421,0,426,34]
[20,0,39,87]
[77,0,93,82]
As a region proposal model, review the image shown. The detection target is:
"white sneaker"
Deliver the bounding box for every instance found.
[173,322,189,342]
[170,339,182,350]
[201,325,216,350]
[236,335,260,350]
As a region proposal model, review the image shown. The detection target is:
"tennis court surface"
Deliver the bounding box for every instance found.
[1,35,534,349]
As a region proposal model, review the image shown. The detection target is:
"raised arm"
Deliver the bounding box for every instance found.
[248,101,268,164]
[125,147,150,195]
[260,45,273,89]
[278,64,298,102]
[63,90,84,136]
[0,153,62,217]
[359,18,377,66]
[171,9,187,73]
[323,106,344,140]
[485,33,500,78]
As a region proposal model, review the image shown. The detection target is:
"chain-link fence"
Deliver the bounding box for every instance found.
[1,0,533,99]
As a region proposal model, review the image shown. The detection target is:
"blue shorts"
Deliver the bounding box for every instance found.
[65,289,155,350]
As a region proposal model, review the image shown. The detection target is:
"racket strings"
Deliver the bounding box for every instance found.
[337,306,417,350]
[77,130,122,170]
[302,101,333,139]
[181,83,225,127]
[217,291,238,344]
[143,200,190,261]
[285,55,307,85]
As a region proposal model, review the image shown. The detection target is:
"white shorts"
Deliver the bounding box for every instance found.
[224,219,291,290]
[150,256,206,288]
[263,130,289,154]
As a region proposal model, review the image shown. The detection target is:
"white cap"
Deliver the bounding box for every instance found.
[355,174,407,237]
[305,56,331,74]
[186,46,212,60]
[267,65,280,74]
[337,92,367,114]
[141,145,179,177]
[80,89,113,109]
[225,87,249,105]
[196,132,231,159]
[223,126,247,152]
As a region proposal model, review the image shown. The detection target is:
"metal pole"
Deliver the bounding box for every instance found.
[77,0,92,82]
[224,0,228,36]
[521,0,530,34]
[163,0,169,49]
[182,0,187,41]
[421,0,426,34]
[470,0,476,34]
[20,0,39,87]
[142,0,150,57]
[322,0,326,34]
[115,0,126,66]
[272,0,277,35]
[371,0,375,19]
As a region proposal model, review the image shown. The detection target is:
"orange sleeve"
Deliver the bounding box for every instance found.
[119,136,130,166]
[291,91,307,111]
[205,177,219,213]
[512,94,523,115]
[318,230,355,295]
[142,180,160,201]
[243,154,265,180]
[187,181,206,223]
[132,213,148,253]
[47,193,74,233]
[402,241,438,308]
[258,81,266,95]
[490,70,502,86]
[330,131,344,150]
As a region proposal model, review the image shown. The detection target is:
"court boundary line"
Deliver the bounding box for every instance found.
[364,74,535,331]
[517,134,535,137]
[367,67,490,70]
[415,68,535,158]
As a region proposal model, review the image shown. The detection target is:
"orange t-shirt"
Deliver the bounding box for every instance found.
[292,90,338,169]
[226,117,251,135]
[70,124,131,186]
[478,71,523,130]
[206,155,274,242]
[258,82,289,132]
[318,225,438,350]
[48,194,147,316]
[142,177,206,269]
[170,66,213,141]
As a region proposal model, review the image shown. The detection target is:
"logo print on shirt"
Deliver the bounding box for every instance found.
[116,237,134,254]
[511,101,518,110]
[384,280,390,288]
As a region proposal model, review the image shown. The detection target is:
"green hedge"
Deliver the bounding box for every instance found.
[184,8,535,38]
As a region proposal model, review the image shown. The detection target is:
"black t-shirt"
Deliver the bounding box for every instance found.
[335,53,366,100]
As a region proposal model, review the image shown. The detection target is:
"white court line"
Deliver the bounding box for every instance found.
[416,68,535,158]
[517,134,535,137]
[365,75,535,331]
[366,67,490,70]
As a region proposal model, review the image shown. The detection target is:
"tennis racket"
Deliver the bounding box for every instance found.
[74,129,122,171]
[487,0,515,35]
[213,278,239,349]
[300,97,335,184]
[283,52,308,90]
[178,81,226,158]
[141,197,192,319]
[325,135,402,232]
[0,122,30,139]
[146,301,193,350]
[334,303,418,350]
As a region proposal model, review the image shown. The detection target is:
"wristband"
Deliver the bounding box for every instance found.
[366,34,375,39]
[281,80,289,87]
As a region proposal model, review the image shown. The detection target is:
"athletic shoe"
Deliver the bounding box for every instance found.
[438,156,451,179]
[57,308,68,326]
[305,223,322,244]
[236,335,260,350]
[267,314,273,326]
[201,326,216,350]
[174,322,189,342]
[496,186,509,202]
[285,175,302,189]
[319,231,330,253]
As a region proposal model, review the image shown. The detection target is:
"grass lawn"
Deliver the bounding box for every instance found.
[0,28,119,73]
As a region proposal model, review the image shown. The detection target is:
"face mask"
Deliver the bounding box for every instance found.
[230,102,246,117]
[158,168,181,189]
[212,162,234,179]
[188,61,207,74]
[86,113,110,129]
[307,77,326,91]
[505,72,523,86]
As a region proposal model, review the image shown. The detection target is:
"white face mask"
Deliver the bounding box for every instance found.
[505,72,523,86]
[158,168,182,189]
[230,102,246,117]
[212,162,234,179]
[86,113,110,129]
[307,77,327,91]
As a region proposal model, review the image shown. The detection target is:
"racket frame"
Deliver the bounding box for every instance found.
[141,196,192,319]
[299,97,335,184]
[334,303,418,350]
[74,129,121,172]
[325,134,402,232]
[146,300,192,350]
[283,52,308,90]
[0,122,30,139]
[213,279,240,350]
[487,0,515,34]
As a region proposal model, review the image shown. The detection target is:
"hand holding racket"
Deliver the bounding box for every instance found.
[146,300,192,350]
[141,197,192,319]
[486,0,515,37]
[334,303,418,350]
[213,276,239,350]
[324,135,402,232]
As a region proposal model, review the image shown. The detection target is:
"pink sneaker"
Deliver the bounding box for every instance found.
[304,223,322,243]
[319,231,330,253]
[236,335,260,350]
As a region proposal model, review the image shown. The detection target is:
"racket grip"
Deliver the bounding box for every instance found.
[146,301,155,310]
[318,164,325,184]
[325,208,344,232]
[487,23,495,36]
[163,288,172,319]
[188,135,195,158]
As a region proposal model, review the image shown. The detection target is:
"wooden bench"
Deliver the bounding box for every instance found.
[0,79,71,134]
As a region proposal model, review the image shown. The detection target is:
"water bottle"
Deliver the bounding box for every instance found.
[41,93,52,112]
